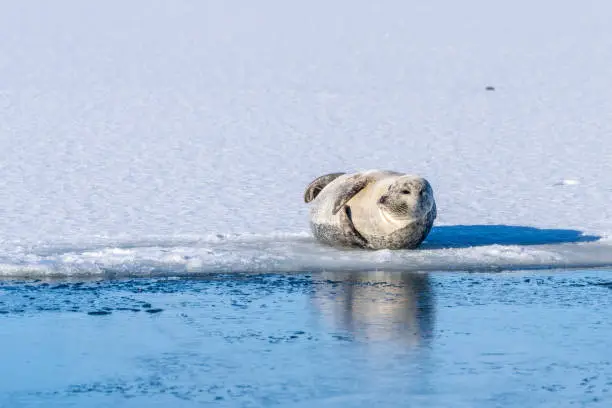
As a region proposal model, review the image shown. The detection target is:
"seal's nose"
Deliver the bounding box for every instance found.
[378,195,388,204]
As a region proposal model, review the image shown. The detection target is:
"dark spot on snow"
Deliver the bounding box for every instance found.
[145,308,164,314]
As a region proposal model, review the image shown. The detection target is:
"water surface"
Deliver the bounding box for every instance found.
[1,269,611,407]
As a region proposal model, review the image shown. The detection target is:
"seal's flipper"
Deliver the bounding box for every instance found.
[341,206,368,247]
[331,175,368,215]
[304,172,346,203]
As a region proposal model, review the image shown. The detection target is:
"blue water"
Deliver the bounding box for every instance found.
[1,270,611,407]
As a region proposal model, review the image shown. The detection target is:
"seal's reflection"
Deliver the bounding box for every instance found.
[312,271,435,347]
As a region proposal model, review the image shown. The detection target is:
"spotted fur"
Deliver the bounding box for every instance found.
[304,170,437,250]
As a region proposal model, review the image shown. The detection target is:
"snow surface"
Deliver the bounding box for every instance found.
[1,0,612,276]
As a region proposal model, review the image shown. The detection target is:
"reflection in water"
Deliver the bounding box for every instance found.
[311,271,435,348]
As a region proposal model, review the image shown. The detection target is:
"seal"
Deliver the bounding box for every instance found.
[304,170,436,250]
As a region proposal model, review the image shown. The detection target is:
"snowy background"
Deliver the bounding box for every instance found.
[1,0,611,275]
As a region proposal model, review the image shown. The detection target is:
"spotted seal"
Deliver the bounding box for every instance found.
[304,170,436,250]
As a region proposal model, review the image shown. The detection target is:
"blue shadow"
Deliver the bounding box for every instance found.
[422,225,600,249]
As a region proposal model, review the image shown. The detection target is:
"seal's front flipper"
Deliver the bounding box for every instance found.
[304,172,346,203]
[341,206,368,247]
[331,175,368,215]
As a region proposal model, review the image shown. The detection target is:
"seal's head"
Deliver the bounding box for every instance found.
[377,176,435,221]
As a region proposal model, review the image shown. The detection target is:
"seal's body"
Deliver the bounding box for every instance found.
[304,170,436,250]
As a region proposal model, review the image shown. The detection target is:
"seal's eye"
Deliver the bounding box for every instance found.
[401,189,411,195]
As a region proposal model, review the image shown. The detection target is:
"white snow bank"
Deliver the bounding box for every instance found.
[1,1,612,275]
[0,227,608,277]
